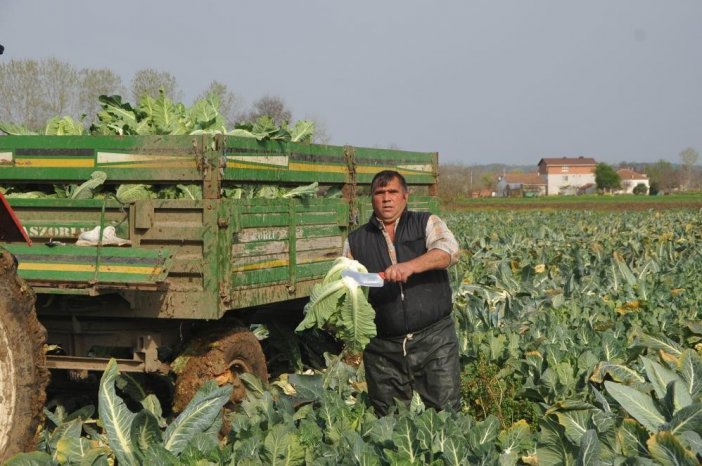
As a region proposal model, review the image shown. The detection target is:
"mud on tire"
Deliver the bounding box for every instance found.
[173,327,268,412]
[0,250,49,462]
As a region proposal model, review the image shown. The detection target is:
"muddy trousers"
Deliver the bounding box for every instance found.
[363,315,461,416]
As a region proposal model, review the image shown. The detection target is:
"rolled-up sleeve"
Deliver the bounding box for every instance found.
[425,215,459,266]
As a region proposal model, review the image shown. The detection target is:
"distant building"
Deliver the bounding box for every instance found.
[616,168,649,194]
[470,188,494,198]
[538,157,596,195]
[496,173,546,197]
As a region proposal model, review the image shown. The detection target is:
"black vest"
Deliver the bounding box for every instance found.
[348,210,453,337]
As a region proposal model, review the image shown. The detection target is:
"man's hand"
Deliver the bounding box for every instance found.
[383,249,451,283]
[383,262,415,283]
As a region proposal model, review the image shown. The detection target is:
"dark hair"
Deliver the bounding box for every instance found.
[370,170,408,193]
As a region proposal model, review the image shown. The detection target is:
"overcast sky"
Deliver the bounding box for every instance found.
[2,1,701,166]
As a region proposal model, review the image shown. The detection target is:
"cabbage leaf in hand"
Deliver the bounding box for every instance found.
[296,257,376,352]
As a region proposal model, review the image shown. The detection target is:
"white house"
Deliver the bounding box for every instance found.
[616,168,649,194]
[537,157,597,195]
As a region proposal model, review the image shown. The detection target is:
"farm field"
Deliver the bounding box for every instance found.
[444,192,702,212]
[9,207,702,465]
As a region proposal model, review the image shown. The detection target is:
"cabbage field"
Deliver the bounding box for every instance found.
[8,208,702,465]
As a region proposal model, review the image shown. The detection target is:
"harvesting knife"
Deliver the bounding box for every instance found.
[341,269,385,287]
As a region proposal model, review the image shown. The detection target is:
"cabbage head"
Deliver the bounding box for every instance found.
[296,257,376,352]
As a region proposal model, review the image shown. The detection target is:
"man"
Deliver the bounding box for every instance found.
[343,170,461,415]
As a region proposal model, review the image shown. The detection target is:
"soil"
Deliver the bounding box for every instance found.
[172,327,268,412]
[0,250,49,462]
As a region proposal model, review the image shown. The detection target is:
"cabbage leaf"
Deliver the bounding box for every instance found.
[69,171,108,199]
[0,121,38,135]
[116,184,154,203]
[296,257,376,351]
[282,182,318,199]
[45,116,85,135]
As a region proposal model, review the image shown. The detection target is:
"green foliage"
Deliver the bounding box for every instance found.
[296,257,377,352]
[162,381,231,455]
[221,182,320,200]
[449,209,702,464]
[44,116,84,135]
[68,171,107,199]
[595,162,621,191]
[9,359,232,464]
[1,90,315,142]
[633,182,648,195]
[175,184,202,200]
[227,116,316,143]
[225,369,522,465]
[460,355,540,429]
[97,359,139,465]
[281,181,318,198]
[0,121,38,135]
[115,184,154,203]
[13,209,702,464]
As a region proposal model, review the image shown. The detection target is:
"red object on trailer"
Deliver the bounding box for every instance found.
[0,191,31,245]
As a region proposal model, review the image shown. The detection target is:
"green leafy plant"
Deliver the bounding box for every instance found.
[68,171,107,199]
[115,184,154,203]
[7,359,232,465]
[296,257,377,352]
[460,355,540,430]
[0,90,315,141]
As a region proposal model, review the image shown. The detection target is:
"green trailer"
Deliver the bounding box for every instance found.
[0,133,439,455]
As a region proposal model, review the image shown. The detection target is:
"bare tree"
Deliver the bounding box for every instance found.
[40,58,80,119]
[194,81,241,128]
[0,58,127,130]
[0,59,47,129]
[78,68,125,124]
[438,164,468,200]
[131,68,182,103]
[303,113,331,144]
[242,95,292,126]
[679,147,699,191]
[645,159,679,194]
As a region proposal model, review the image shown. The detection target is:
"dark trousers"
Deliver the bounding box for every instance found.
[363,315,461,416]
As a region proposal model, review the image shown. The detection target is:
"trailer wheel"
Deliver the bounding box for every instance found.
[0,251,49,462]
[173,327,268,412]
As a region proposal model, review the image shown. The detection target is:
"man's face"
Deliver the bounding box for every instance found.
[372,176,408,224]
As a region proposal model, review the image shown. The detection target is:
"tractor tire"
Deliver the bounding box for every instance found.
[0,250,49,462]
[173,327,268,412]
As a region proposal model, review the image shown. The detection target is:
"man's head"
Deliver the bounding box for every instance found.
[371,170,408,224]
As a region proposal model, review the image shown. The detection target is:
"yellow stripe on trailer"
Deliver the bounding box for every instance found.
[231,255,332,273]
[99,162,197,168]
[355,165,433,175]
[227,161,348,174]
[19,262,163,275]
[232,259,289,272]
[288,162,346,173]
[226,162,285,171]
[14,158,95,168]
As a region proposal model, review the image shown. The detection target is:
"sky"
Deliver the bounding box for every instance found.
[2,1,701,166]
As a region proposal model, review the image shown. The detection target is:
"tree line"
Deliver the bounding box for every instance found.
[594,152,700,195]
[439,152,701,202]
[0,57,329,142]
[1,57,698,199]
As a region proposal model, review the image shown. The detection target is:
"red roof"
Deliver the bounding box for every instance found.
[617,169,648,180]
[538,157,597,166]
[501,173,545,185]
